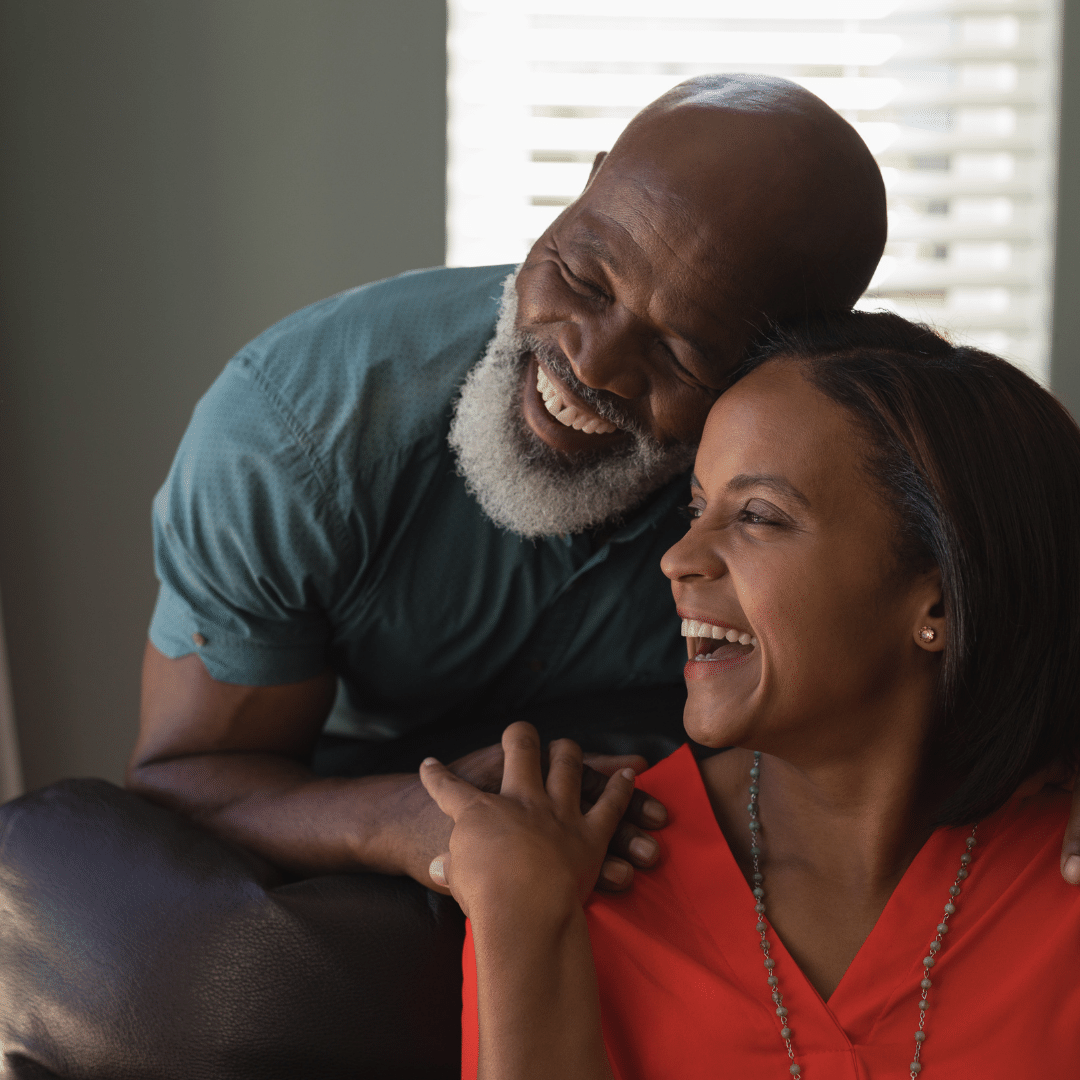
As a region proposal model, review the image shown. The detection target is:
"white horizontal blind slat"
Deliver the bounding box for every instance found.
[448,0,1062,379]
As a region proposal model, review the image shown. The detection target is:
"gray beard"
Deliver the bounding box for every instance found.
[448,270,697,538]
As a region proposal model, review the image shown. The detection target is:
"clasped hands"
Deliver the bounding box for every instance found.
[418,722,643,914]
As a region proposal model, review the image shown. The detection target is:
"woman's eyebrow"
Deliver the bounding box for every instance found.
[727,473,810,508]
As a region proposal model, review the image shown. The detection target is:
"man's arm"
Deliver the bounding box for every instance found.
[127,643,458,879]
[128,643,666,886]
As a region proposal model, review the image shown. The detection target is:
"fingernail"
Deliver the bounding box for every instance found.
[621,768,637,780]
[642,799,667,827]
[421,757,439,767]
[429,856,447,885]
[602,861,630,885]
[1065,855,1080,884]
[629,836,658,862]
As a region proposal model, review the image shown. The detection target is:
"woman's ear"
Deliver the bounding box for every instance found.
[913,569,946,653]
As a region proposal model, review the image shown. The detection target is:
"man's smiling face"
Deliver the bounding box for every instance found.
[449,75,887,538]
[514,167,747,459]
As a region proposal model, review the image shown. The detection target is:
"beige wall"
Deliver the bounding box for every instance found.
[0,0,447,789]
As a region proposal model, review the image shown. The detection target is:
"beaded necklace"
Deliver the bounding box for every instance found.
[746,751,977,1078]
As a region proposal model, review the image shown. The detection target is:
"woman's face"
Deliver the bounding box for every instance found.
[662,359,941,759]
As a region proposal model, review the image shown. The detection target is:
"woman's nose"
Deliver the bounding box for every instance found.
[558,312,650,399]
[661,526,727,583]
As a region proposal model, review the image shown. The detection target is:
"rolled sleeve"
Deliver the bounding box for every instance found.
[148,354,359,687]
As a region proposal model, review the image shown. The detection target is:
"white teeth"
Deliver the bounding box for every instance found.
[681,618,758,650]
[535,366,618,434]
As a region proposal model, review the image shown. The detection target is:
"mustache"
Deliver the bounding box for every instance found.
[519,331,654,443]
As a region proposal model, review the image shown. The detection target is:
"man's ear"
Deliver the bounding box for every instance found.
[586,151,607,187]
[912,569,946,653]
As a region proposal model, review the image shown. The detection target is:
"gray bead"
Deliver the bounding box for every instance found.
[911,1061,922,1074]
[772,991,782,1003]
[752,872,763,883]
[760,940,771,951]
[755,902,766,913]
[949,885,961,896]
[776,1006,788,1017]
[789,1065,801,1076]
[768,976,779,987]
[920,978,933,990]
[757,922,768,933]
[944,902,956,915]
[960,852,972,864]
[749,785,759,795]
[747,804,757,814]
[937,923,948,934]
[923,957,936,967]
[914,1031,927,1042]
[780,1026,792,1039]
[749,821,761,832]
[750,766,761,778]
[957,868,969,880]
[753,887,765,898]
[929,941,940,953]
[966,835,977,848]
[919,1000,929,1011]
[750,846,762,856]
[764,958,776,969]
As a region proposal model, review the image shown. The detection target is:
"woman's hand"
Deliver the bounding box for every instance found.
[419,721,638,920]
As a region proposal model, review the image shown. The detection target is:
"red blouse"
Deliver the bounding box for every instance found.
[462,744,1080,1079]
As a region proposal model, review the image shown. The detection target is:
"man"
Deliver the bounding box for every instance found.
[3,74,1078,1080]
[128,74,886,890]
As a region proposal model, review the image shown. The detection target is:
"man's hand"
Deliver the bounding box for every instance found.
[131,643,668,889]
[412,741,667,896]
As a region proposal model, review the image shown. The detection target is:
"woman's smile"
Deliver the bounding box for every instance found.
[662,359,942,757]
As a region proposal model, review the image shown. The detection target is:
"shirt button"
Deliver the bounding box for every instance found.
[192,633,207,646]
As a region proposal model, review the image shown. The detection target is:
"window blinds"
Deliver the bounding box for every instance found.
[447,0,1061,379]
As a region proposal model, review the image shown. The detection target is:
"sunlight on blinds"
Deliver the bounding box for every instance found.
[447,0,1062,380]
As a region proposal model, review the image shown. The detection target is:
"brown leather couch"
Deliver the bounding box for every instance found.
[0,686,688,1079]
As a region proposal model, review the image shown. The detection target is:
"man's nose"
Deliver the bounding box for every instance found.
[558,310,650,399]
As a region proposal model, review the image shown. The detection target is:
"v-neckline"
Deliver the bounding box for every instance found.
[662,746,989,1050]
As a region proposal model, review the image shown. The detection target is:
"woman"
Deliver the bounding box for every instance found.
[420,312,1080,1078]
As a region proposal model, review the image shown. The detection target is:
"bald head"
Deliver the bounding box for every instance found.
[594,74,887,319]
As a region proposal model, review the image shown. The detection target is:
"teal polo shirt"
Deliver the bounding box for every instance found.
[150,264,690,741]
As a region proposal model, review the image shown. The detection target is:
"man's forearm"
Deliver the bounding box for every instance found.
[127,754,443,878]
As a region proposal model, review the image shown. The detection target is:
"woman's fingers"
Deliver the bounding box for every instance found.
[419,756,483,819]
[585,767,639,839]
[428,850,453,890]
[580,761,668,830]
[546,737,585,806]
[499,721,546,796]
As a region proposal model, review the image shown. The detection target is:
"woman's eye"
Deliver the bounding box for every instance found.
[738,505,777,526]
[677,504,703,521]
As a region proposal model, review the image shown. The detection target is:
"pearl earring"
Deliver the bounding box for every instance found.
[919,626,937,643]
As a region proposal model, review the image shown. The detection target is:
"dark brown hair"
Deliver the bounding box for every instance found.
[736,311,1080,826]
